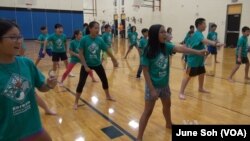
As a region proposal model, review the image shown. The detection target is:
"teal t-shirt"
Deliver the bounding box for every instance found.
[47,33,67,53]
[79,35,108,66]
[0,57,45,141]
[236,36,248,57]
[141,43,175,88]
[139,37,148,63]
[187,31,205,67]
[128,32,138,45]
[38,34,52,49]
[207,32,217,41]
[184,33,192,47]
[69,39,81,63]
[102,32,112,47]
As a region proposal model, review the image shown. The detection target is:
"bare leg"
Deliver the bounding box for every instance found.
[104,89,115,101]
[160,97,172,128]
[74,92,82,110]
[215,54,219,63]
[137,100,156,141]
[179,75,191,100]
[53,62,57,72]
[35,58,41,66]
[36,93,56,115]
[228,64,240,82]
[245,62,250,79]
[198,73,209,93]
[124,47,132,59]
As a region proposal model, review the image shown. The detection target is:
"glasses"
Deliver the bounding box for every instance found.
[0,35,23,42]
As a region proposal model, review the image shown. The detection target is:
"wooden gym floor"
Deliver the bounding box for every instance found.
[23,38,250,141]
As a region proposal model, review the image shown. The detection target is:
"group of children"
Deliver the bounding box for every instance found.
[0,16,249,141]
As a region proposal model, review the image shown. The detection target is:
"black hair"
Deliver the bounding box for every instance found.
[105,24,111,29]
[0,19,20,41]
[242,26,250,32]
[167,27,172,33]
[71,29,81,40]
[54,23,63,29]
[190,25,195,29]
[40,26,46,30]
[141,28,148,34]
[145,24,166,59]
[195,18,206,28]
[89,21,99,29]
[211,24,217,28]
[131,26,136,32]
[83,23,88,28]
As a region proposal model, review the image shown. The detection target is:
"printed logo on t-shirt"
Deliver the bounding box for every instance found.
[156,54,168,77]
[56,39,63,49]
[1,74,30,104]
[88,43,99,59]
[212,35,217,41]
[1,74,32,116]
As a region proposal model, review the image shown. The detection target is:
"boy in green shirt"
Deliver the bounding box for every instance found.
[35,26,52,66]
[44,23,69,76]
[179,18,224,100]
[228,26,250,82]
[207,24,220,63]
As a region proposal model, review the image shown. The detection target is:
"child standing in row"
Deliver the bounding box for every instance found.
[44,24,69,76]
[207,24,219,63]
[74,21,119,110]
[228,26,250,82]
[137,24,207,141]
[0,19,57,141]
[59,30,97,86]
[179,18,224,100]
[35,26,52,66]
[124,26,138,59]
[136,28,148,78]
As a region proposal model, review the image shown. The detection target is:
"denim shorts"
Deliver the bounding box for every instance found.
[145,85,171,101]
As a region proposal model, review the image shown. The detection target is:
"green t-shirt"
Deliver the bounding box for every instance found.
[141,43,174,88]
[128,32,138,45]
[102,32,112,47]
[187,30,205,67]
[69,39,81,63]
[0,57,45,141]
[184,32,192,47]
[236,36,248,57]
[139,37,148,63]
[207,31,218,41]
[38,34,52,49]
[47,33,67,53]
[79,35,108,66]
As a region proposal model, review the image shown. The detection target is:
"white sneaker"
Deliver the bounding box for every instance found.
[69,73,76,77]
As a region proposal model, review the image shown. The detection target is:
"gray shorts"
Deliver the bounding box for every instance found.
[145,85,171,101]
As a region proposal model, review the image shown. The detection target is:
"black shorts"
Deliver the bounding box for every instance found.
[236,57,249,64]
[187,66,206,77]
[52,52,68,62]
